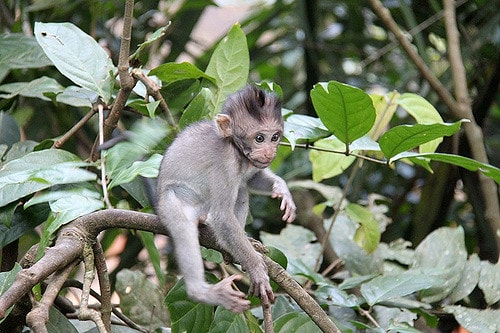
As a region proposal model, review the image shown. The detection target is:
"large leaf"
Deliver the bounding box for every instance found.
[24,187,103,234]
[261,224,322,277]
[309,136,356,182]
[205,23,249,114]
[150,62,215,84]
[310,81,376,146]
[0,112,20,146]
[379,121,464,161]
[0,149,96,207]
[448,254,480,303]
[331,215,384,275]
[34,22,115,103]
[0,263,22,322]
[207,307,247,333]
[478,261,500,305]
[0,202,50,247]
[0,34,52,81]
[283,114,330,150]
[360,271,442,306]
[165,278,214,333]
[393,152,500,184]
[274,312,322,333]
[368,92,399,140]
[444,306,500,333]
[0,76,63,100]
[179,87,215,128]
[115,269,169,331]
[346,203,381,254]
[411,227,467,302]
[396,93,444,154]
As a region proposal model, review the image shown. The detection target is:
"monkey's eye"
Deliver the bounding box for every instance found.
[271,132,280,142]
[255,134,265,143]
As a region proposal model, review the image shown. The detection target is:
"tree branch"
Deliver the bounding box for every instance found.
[0,209,340,332]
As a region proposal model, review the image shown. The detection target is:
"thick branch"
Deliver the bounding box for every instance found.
[443,0,500,253]
[0,209,340,332]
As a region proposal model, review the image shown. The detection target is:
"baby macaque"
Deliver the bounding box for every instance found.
[156,85,296,313]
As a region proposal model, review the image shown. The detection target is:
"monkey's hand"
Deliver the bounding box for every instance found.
[210,275,250,313]
[271,181,296,223]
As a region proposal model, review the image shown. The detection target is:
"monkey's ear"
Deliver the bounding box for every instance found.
[215,114,233,137]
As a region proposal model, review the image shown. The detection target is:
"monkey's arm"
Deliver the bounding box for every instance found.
[248,169,296,223]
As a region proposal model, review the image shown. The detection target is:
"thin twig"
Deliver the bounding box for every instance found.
[367,0,457,112]
[262,303,273,333]
[93,241,112,332]
[280,142,387,164]
[52,107,98,149]
[131,68,178,131]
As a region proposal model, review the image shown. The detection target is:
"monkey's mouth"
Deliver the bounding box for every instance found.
[250,158,272,168]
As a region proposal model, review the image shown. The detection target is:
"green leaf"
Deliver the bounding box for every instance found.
[310,81,376,146]
[380,121,464,161]
[309,136,356,182]
[261,224,322,278]
[0,76,64,101]
[179,88,215,128]
[444,306,500,333]
[411,227,467,302]
[205,23,249,114]
[315,284,359,307]
[0,150,96,207]
[255,81,283,97]
[0,263,22,323]
[478,261,500,305]
[47,306,78,333]
[166,278,214,333]
[395,152,500,184]
[108,154,162,190]
[0,34,52,80]
[331,215,384,275]
[34,22,116,103]
[283,114,330,150]
[105,119,168,187]
[396,93,444,154]
[448,254,480,303]
[274,312,321,333]
[0,112,21,146]
[208,307,247,333]
[0,203,49,247]
[346,203,381,253]
[115,269,169,331]
[150,62,216,84]
[138,231,166,287]
[130,24,171,60]
[360,271,442,306]
[24,188,103,234]
[368,92,399,140]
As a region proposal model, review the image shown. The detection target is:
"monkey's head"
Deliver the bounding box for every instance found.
[216,86,283,168]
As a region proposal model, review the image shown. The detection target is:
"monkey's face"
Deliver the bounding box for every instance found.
[244,128,282,168]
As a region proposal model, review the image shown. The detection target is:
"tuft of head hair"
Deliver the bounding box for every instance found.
[222,85,282,123]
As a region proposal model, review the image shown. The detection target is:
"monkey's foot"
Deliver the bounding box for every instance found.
[248,237,269,254]
[210,275,250,313]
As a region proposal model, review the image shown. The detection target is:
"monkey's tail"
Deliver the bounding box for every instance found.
[141,176,158,213]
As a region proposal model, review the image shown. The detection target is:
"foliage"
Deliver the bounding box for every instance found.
[0,1,499,332]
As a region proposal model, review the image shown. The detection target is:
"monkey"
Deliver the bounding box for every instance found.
[155,85,296,313]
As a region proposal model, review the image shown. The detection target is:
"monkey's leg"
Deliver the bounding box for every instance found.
[158,191,250,313]
[214,215,274,306]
